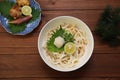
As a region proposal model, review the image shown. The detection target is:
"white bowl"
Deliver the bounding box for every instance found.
[38,16,94,72]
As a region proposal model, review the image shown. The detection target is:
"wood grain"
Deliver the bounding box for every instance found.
[0,78,120,80]
[37,0,120,10]
[0,54,120,78]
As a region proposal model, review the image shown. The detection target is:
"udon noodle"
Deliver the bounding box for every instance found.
[42,23,88,68]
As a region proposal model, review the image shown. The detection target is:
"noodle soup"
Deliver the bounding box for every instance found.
[38,16,94,72]
[42,23,88,68]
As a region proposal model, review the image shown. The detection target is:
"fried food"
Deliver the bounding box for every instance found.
[16,0,30,7]
[9,5,22,19]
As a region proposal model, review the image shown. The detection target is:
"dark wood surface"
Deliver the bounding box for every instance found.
[0,0,120,80]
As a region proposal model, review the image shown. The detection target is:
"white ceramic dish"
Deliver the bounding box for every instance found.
[38,16,94,72]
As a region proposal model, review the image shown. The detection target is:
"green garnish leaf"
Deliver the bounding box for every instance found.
[9,23,27,34]
[95,6,120,46]
[47,26,74,52]
[0,0,15,17]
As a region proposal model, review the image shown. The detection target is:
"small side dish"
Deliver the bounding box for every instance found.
[0,0,41,35]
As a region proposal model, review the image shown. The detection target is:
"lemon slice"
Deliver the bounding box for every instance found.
[64,42,76,55]
[21,6,32,16]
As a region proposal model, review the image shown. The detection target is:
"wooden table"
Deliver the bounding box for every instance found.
[0,0,120,80]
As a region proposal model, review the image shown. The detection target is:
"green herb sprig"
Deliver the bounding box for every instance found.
[47,26,74,52]
[95,6,120,46]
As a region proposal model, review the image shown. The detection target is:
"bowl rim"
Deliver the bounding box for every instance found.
[38,16,94,72]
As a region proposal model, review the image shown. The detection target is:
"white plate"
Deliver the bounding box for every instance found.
[38,16,94,72]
